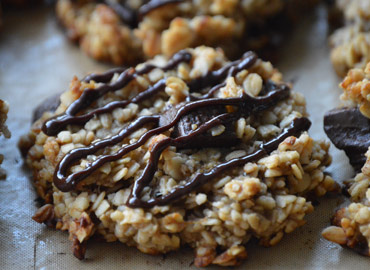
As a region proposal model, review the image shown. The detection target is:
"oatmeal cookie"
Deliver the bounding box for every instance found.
[56,0,318,65]
[329,0,370,77]
[340,62,370,117]
[322,148,370,257]
[323,59,370,257]
[21,46,337,267]
[335,0,370,24]
[330,24,370,77]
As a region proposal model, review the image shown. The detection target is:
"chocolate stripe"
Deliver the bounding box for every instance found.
[138,0,184,17]
[128,117,311,207]
[54,84,289,192]
[42,50,192,136]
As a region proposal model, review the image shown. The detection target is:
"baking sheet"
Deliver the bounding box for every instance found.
[0,5,368,270]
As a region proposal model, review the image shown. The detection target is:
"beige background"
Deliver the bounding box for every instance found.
[0,5,368,270]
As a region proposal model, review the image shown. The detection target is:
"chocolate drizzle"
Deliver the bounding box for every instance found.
[43,49,308,208]
[138,0,185,17]
[83,67,126,84]
[104,1,138,28]
[42,50,192,136]
[102,0,185,28]
[42,51,257,136]
[188,51,258,92]
[128,117,311,208]
[54,87,289,192]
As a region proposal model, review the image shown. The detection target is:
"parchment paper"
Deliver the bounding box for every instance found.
[0,5,368,270]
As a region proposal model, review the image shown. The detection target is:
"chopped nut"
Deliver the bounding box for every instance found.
[32,204,55,228]
[322,226,347,245]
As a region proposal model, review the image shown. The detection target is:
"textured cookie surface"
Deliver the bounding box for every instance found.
[55,0,318,65]
[21,46,337,267]
[323,57,370,257]
[336,0,370,23]
[322,148,370,257]
[329,0,370,77]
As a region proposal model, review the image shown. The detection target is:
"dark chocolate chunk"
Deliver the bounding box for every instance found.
[324,107,370,171]
[32,93,61,123]
[172,106,239,149]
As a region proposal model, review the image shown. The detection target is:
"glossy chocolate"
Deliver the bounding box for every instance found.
[172,105,239,148]
[324,107,370,171]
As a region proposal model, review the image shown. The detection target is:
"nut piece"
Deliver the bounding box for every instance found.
[194,247,216,268]
[322,226,347,245]
[224,177,261,201]
[72,236,87,260]
[212,246,248,266]
[32,204,55,228]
